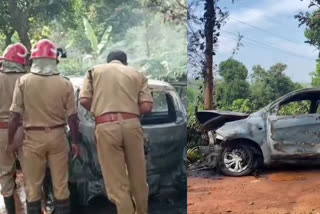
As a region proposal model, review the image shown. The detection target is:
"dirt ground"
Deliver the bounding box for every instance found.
[188,164,320,214]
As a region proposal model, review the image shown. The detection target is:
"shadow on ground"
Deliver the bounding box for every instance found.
[188,162,320,179]
[72,191,187,214]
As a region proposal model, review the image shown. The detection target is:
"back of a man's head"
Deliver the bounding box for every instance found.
[107,50,128,65]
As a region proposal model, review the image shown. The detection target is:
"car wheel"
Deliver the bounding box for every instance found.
[218,143,256,176]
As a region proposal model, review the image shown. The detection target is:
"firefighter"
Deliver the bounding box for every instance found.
[8,39,80,214]
[0,43,28,214]
[80,50,153,214]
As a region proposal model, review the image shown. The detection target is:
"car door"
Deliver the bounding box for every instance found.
[267,99,320,157]
[141,89,187,195]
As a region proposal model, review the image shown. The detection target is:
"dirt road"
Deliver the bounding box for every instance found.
[188,165,320,214]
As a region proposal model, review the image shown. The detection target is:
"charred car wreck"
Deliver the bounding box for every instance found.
[196,88,320,176]
[68,77,187,206]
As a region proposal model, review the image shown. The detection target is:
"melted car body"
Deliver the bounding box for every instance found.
[196,88,320,176]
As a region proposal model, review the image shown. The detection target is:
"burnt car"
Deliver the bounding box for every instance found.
[68,77,187,205]
[196,88,320,176]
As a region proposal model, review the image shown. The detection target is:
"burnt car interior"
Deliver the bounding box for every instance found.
[141,91,177,125]
[74,88,177,125]
[275,90,320,116]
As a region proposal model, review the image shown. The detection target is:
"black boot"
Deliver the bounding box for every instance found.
[55,199,70,214]
[27,200,41,214]
[4,196,15,214]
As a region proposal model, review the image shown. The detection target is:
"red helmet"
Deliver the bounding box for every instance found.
[1,43,28,65]
[30,39,57,60]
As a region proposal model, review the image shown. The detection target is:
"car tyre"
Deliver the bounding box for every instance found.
[218,143,257,176]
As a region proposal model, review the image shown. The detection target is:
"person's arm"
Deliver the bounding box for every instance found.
[8,78,24,152]
[80,70,93,111]
[66,82,80,157]
[139,102,153,114]
[8,112,21,149]
[138,74,153,114]
[68,114,80,145]
[80,98,92,112]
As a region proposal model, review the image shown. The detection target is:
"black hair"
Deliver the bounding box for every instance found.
[107,50,127,65]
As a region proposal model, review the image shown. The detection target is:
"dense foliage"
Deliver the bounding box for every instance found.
[295,0,320,87]
[216,58,250,109]
[0,0,187,82]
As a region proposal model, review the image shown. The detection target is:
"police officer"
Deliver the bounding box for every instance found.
[80,50,153,214]
[8,39,80,214]
[0,43,28,214]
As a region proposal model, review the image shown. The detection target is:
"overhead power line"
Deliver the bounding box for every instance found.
[228,16,300,44]
[220,32,315,62]
[222,30,302,54]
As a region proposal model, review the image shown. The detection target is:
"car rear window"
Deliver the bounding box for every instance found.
[76,89,177,125]
[141,91,177,125]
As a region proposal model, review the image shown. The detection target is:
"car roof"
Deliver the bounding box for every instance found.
[275,87,320,101]
[290,88,320,93]
[265,87,320,108]
[68,76,175,91]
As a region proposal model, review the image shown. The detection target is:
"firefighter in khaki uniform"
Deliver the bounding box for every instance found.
[0,43,28,214]
[80,50,153,214]
[8,39,80,214]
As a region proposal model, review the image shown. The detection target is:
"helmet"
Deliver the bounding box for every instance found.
[30,39,57,60]
[0,43,28,65]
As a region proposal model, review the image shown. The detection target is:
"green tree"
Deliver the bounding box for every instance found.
[295,1,320,53]
[1,0,75,50]
[311,60,320,87]
[250,63,302,110]
[216,58,250,110]
[295,1,320,84]
[231,99,255,113]
[103,14,187,82]
[147,0,186,24]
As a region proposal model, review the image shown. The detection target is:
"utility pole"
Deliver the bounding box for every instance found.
[203,0,215,110]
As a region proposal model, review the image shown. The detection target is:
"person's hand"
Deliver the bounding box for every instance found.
[71,143,80,160]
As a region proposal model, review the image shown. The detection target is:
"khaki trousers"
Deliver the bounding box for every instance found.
[0,126,24,197]
[95,117,148,214]
[23,128,70,202]
[0,129,16,197]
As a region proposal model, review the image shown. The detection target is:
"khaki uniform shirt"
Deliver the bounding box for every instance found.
[0,72,26,122]
[80,60,153,117]
[10,74,77,128]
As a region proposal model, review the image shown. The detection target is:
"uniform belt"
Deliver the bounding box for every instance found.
[96,113,137,125]
[25,124,65,131]
[0,122,22,129]
[0,122,8,129]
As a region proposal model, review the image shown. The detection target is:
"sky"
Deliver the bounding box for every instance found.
[214,0,317,83]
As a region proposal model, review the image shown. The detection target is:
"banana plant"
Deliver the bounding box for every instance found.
[82,17,112,68]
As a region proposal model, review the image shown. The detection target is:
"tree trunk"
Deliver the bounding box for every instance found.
[17,28,31,51]
[7,0,32,50]
[203,0,215,110]
[4,29,15,46]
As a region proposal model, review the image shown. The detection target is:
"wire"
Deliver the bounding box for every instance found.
[221,30,315,60]
[228,16,301,44]
[220,33,315,62]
